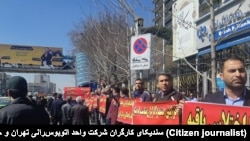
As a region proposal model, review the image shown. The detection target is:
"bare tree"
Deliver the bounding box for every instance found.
[69,11,129,85]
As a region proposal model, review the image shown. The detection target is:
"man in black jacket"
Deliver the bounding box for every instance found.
[154,72,185,121]
[205,55,250,106]
[154,72,184,102]
[61,96,73,125]
[0,76,50,124]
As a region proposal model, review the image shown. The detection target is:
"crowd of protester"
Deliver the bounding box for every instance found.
[0,55,249,125]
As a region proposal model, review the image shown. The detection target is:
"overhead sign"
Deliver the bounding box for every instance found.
[0,44,63,67]
[130,33,151,70]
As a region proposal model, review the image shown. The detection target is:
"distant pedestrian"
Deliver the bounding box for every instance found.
[106,87,120,125]
[46,92,57,123]
[61,96,73,125]
[27,92,37,105]
[120,87,129,98]
[46,93,57,112]
[187,92,198,102]
[50,93,65,125]
[0,76,50,124]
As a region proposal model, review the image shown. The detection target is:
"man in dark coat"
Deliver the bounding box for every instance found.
[153,72,185,124]
[70,96,89,125]
[154,72,185,102]
[61,96,73,125]
[0,76,50,124]
[50,93,65,125]
[205,55,250,106]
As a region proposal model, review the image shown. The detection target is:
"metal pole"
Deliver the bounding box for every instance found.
[135,13,143,79]
[139,71,142,79]
[126,13,132,98]
[139,70,143,79]
[196,56,199,98]
[177,61,180,91]
[203,71,208,99]
[162,0,165,71]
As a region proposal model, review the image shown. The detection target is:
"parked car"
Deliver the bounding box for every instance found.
[0,97,11,109]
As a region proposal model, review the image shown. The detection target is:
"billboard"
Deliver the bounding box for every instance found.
[172,0,199,61]
[0,44,63,67]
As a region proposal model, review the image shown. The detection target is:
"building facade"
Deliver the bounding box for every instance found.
[153,0,173,28]
[153,0,250,98]
[75,52,93,86]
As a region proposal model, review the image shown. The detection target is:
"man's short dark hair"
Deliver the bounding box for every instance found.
[121,87,129,96]
[53,93,57,97]
[57,94,62,99]
[135,78,144,84]
[157,71,173,81]
[219,54,245,72]
[113,87,120,93]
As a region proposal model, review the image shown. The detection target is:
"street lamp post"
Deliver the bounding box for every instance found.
[162,0,166,72]
[98,71,101,88]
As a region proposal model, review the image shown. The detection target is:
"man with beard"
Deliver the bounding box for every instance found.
[133,78,151,102]
[205,55,250,106]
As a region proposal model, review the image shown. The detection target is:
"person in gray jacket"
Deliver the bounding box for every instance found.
[70,96,89,125]
[0,76,50,124]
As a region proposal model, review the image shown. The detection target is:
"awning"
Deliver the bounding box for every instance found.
[198,35,250,56]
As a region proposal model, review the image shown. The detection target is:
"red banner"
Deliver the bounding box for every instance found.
[84,97,93,111]
[92,95,99,109]
[63,87,91,100]
[133,100,179,125]
[117,98,134,125]
[182,101,250,125]
[99,95,107,114]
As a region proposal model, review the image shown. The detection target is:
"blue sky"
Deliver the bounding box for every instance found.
[0,0,154,93]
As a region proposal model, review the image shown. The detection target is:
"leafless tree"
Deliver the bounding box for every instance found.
[69,10,129,85]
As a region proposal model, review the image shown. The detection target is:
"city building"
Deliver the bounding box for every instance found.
[153,0,250,98]
[153,0,173,28]
[0,73,56,96]
[28,74,56,96]
[75,52,93,86]
[0,73,10,96]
